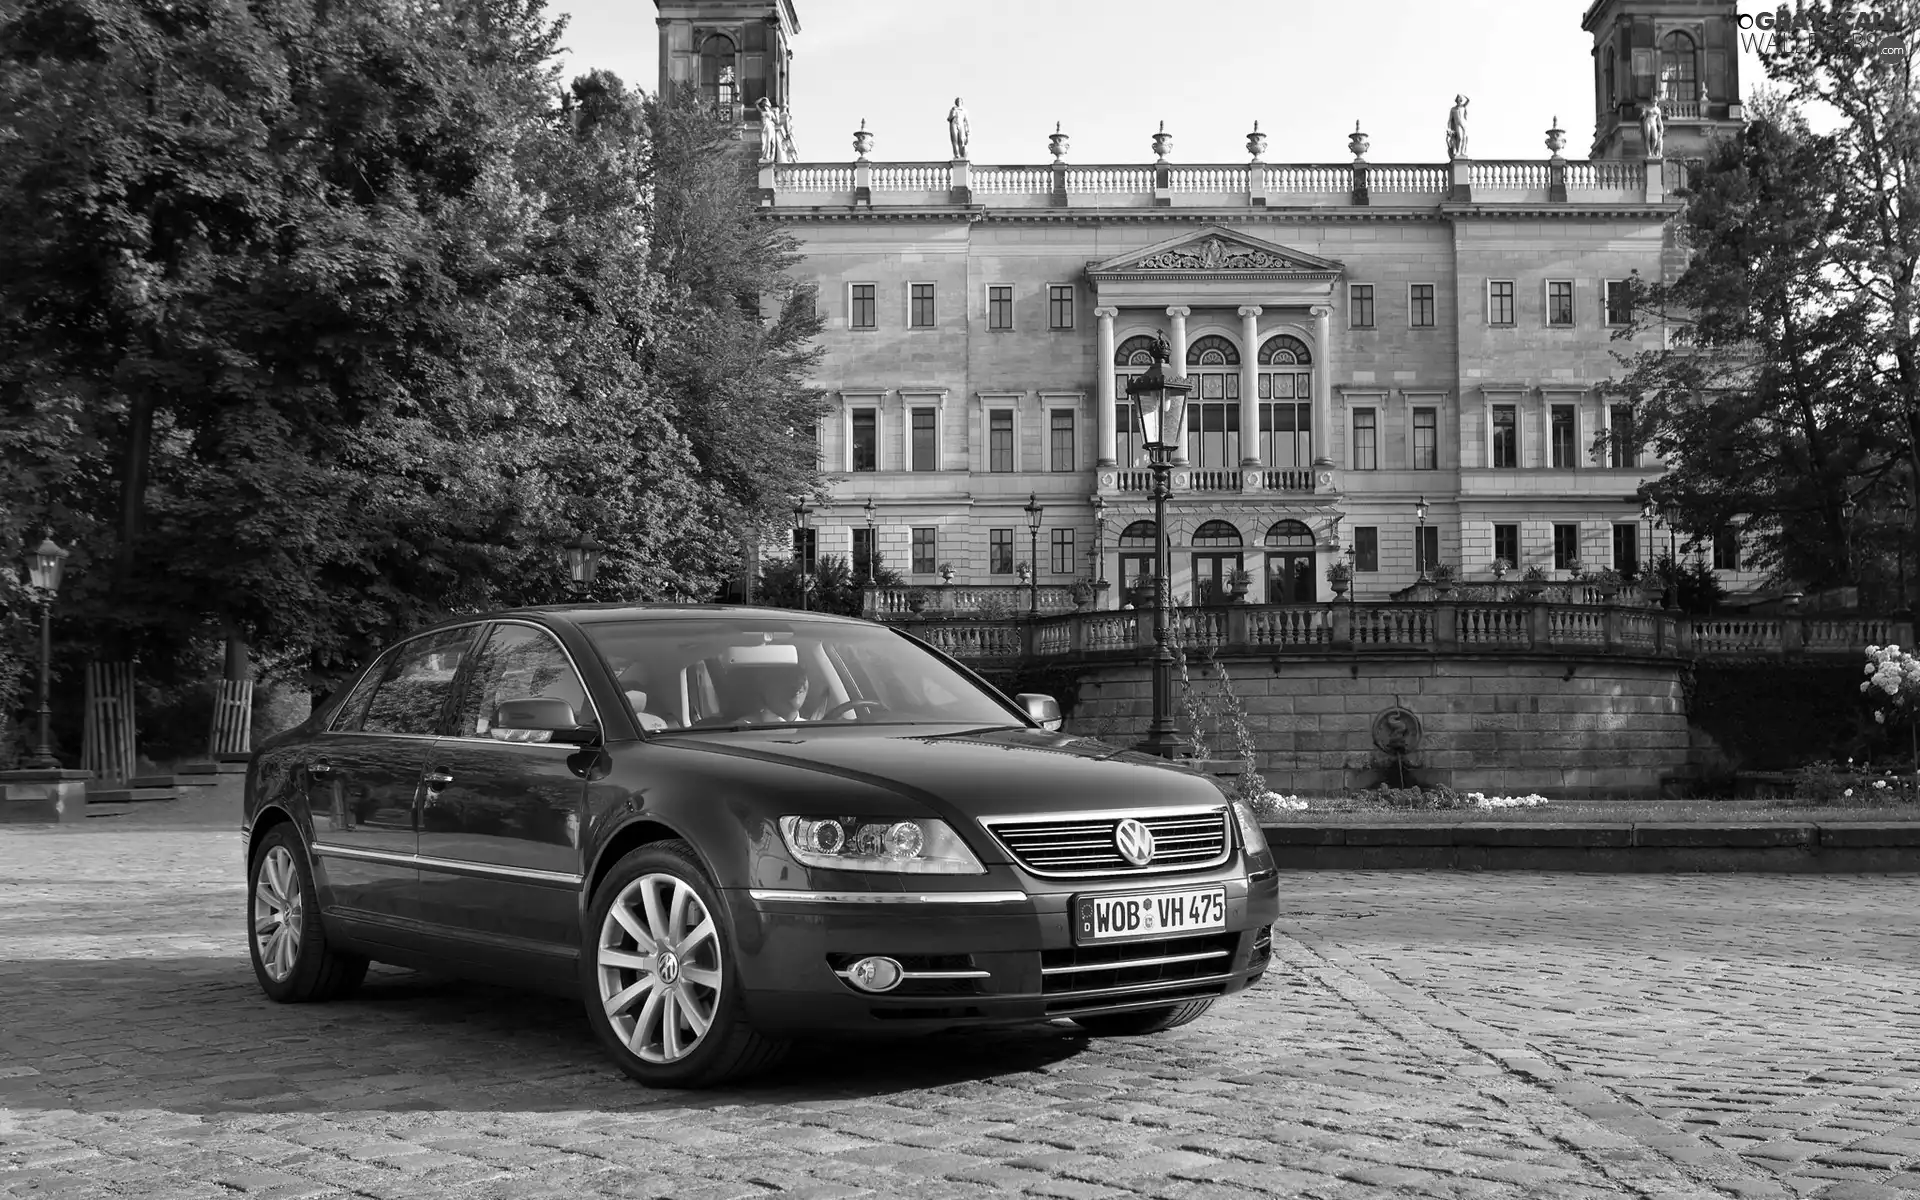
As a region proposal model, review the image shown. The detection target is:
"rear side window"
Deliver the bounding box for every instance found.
[356,627,479,737]
[327,663,387,733]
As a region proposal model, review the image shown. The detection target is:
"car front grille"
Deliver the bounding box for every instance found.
[981,807,1232,878]
[1040,932,1241,1015]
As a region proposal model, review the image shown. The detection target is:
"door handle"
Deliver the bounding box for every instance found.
[307,762,336,780]
[423,771,454,788]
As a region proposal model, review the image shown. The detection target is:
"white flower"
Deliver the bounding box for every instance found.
[1262,792,1308,812]
[1844,788,1854,797]
[1876,710,1887,724]
[1875,779,1890,790]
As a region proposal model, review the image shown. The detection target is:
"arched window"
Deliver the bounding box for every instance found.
[1112,336,1163,466]
[1257,335,1314,469]
[1264,520,1315,549]
[1660,31,1697,103]
[700,34,738,109]
[1179,336,1242,469]
[1114,334,1160,366]
[1118,520,1158,547]
[1192,520,1243,547]
[1185,335,1240,367]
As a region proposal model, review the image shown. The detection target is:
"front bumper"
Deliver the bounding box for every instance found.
[723,867,1282,1034]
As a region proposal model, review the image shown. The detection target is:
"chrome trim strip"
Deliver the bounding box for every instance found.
[1042,948,1231,977]
[832,968,993,981]
[981,806,1233,880]
[747,889,1030,905]
[1046,972,1237,1003]
[311,842,584,888]
[979,804,1230,826]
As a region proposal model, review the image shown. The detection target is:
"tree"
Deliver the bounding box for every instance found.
[756,554,903,618]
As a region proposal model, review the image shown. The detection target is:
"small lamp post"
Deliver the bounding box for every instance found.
[24,538,70,770]
[1025,492,1044,617]
[1641,499,1658,580]
[1090,494,1108,591]
[863,497,877,585]
[1415,496,1430,583]
[1894,488,1913,612]
[564,533,604,598]
[1126,339,1193,758]
[1842,493,1858,581]
[792,497,813,612]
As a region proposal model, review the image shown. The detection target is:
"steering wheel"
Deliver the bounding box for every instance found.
[819,699,886,722]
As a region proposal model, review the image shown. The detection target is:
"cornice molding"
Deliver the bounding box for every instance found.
[761,203,1681,224]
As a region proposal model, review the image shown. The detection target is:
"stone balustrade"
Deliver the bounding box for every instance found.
[885,601,1914,664]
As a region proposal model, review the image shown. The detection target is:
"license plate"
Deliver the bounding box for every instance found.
[1075,887,1227,943]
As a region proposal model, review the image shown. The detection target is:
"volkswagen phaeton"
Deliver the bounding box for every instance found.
[242,605,1281,1087]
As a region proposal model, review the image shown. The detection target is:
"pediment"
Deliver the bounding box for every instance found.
[1088,226,1344,277]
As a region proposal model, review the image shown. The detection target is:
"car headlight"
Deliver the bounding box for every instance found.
[779,816,987,875]
[1231,801,1271,857]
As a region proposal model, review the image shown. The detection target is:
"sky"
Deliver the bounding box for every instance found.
[545,0,1782,165]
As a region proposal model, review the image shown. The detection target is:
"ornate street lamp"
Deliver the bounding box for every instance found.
[1641,499,1658,579]
[1126,338,1193,759]
[863,497,877,585]
[564,533,604,598]
[1414,496,1430,583]
[1090,494,1108,590]
[1025,492,1044,617]
[792,497,813,612]
[24,538,70,770]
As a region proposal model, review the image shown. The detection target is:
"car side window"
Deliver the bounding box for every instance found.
[455,624,595,742]
[327,660,389,733]
[358,628,478,737]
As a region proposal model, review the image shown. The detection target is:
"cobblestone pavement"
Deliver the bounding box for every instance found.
[4,823,1920,1200]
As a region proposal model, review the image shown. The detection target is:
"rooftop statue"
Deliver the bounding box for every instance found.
[1446,95,1470,159]
[948,97,970,160]
[1641,83,1666,157]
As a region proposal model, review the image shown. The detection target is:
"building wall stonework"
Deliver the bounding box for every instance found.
[1063,653,1691,798]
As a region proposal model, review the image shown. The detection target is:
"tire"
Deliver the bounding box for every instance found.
[582,840,788,1088]
[1072,998,1216,1037]
[247,824,369,1003]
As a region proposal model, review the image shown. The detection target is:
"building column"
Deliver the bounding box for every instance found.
[1237,305,1263,467]
[1095,306,1119,466]
[1311,304,1334,467]
[1167,305,1191,466]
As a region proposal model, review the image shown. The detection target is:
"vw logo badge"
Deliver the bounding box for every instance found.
[1114,818,1156,867]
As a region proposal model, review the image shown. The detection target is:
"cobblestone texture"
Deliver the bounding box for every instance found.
[4,819,1920,1199]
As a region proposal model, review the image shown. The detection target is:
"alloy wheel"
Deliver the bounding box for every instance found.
[596,872,724,1064]
[253,845,305,983]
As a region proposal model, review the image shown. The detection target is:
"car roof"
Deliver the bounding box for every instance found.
[464,603,877,630]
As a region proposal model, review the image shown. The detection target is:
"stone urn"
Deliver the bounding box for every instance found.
[1246,121,1268,161]
[852,120,874,160]
[1151,121,1172,162]
[1049,123,1070,163]
[1349,121,1370,162]
[1546,116,1568,157]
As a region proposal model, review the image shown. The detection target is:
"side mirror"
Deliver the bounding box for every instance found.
[1015,693,1064,732]
[492,697,600,745]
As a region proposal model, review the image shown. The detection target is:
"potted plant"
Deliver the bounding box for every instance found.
[1127,572,1156,607]
[1490,557,1512,582]
[1068,578,1095,610]
[1590,566,1624,599]
[1016,561,1031,585]
[1430,562,1457,593]
[1520,563,1548,598]
[905,587,929,615]
[1326,559,1353,597]
[938,562,955,586]
[1227,566,1254,601]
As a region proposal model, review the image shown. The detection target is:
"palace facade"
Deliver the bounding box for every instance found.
[655,0,1759,610]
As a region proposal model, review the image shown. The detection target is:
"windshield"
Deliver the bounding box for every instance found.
[579,618,1028,732]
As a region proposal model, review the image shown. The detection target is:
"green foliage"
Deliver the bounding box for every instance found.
[1789,759,1919,806]
[1342,783,1470,810]
[754,553,901,618]
[1652,553,1729,614]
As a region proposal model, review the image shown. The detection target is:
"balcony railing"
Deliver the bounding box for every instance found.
[876,601,1913,663]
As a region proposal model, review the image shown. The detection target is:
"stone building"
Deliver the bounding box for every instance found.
[655,0,1760,610]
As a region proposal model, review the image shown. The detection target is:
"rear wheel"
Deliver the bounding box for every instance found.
[1072,998,1215,1037]
[248,825,369,1003]
[583,840,788,1088]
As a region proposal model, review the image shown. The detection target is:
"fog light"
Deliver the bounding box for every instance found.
[845,956,904,993]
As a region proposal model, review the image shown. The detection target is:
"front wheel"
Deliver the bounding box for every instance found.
[1072,998,1215,1037]
[247,825,368,1003]
[583,840,788,1088]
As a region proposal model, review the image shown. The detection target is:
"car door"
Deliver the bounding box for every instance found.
[305,625,480,928]
[414,620,596,959]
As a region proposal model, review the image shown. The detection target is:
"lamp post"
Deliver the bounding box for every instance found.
[1415,496,1430,583]
[1126,340,1193,759]
[1091,494,1108,590]
[1025,492,1044,617]
[1640,499,1658,581]
[1895,488,1912,612]
[563,533,604,598]
[792,498,813,611]
[863,497,877,585]
[1842,493,1858,582]
[24,538,70,770]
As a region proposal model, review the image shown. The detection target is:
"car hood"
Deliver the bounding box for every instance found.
[649,724,1227,818]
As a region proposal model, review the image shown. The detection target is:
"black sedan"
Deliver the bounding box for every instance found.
[243,606,1281,1087]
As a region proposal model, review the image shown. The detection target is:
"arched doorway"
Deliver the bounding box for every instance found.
[1191,520,1244,606]
[1118,520,1157,598]
[1265,519,1317,603]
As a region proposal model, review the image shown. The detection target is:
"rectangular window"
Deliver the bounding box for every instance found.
[1547,280,1574,326]
[1349,283,1375,329]
[911,407,937,472]
[989,529,1014,574]
[910,283,935,328]
[1605,279,1632,326]
[1115,401,1142,467]
[1049,409,1074,472]
[1491,404,1517,469]
[1416,526,1440,574]
[1551,404,1576,469]
[1554,523,1581,571]
[1410,283,1436,328]
[1609,403,1636,467]
[1713,528,1741,571]
[1352,408,1378,470]
[911,527,937,574]
[850,283,875,330]
[1488,280,1515,326]
[1613,523,1639,572]
[852,528,873,580]
[987,284,1012,331]
[1048,285,1073,330]
[1493,523,1520,567]
[792,528,817,569]
[1354,526,1379,572]
[988,410,1014,473]
[1050,528,1075,575]
[851,409,877,472]
[1412,406,1438,470]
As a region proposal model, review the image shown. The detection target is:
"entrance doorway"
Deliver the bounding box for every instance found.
[1190,520,1244,606]
[1117,520,1156,603]
[1265,519,1317,603]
